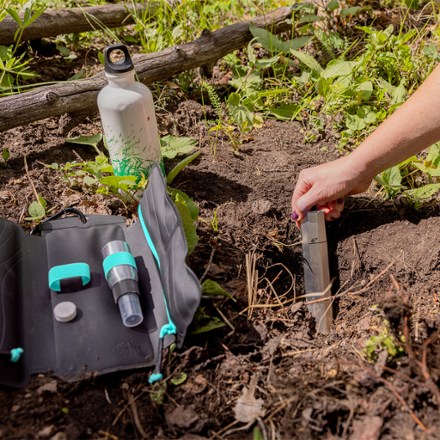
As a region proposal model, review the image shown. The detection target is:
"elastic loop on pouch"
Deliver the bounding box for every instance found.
[49,263,91,292]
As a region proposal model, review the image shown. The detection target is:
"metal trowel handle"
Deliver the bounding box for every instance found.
[301,210,333,334]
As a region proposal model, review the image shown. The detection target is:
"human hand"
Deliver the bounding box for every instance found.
[291,156,372,222]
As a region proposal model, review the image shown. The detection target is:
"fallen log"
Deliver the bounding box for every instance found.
[0,3,152,46]
[0,7,293,132]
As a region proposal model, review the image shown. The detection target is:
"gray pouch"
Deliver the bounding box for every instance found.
[0,164,201,388]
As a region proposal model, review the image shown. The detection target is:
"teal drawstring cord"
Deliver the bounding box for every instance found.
[138,205,177,384]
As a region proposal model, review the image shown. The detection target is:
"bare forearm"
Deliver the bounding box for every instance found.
[348,63,440,178]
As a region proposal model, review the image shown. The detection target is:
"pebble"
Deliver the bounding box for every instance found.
[37,380,58,395]
[50,432,67,440]
[38,425,55,438]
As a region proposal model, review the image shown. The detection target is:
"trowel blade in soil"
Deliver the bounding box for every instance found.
[301,210,333,334]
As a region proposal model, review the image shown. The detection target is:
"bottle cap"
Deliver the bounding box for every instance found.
[103,45,134,74]
[54,301,77,323]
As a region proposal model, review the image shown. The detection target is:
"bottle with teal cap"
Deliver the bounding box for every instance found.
[97,44,163,179]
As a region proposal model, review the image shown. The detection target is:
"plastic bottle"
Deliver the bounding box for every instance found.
[97,44,162,179]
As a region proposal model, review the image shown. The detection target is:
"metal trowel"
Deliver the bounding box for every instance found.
[301,210,333,334]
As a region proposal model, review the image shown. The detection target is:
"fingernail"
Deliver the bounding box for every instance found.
[291,211,299,220]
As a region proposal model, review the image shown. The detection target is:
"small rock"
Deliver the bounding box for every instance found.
[50,432,67,440]
[251,199,271,215]
[350,416,383,440]
[38,425,55,438]
[11,405,20,412]
[166,405,199,429]
[37,380,58,395]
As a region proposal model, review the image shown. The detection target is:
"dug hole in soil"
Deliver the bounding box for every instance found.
[0,99,439,440]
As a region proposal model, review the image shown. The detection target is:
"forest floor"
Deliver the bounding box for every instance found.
[0,42,439,440]
[0,100,440,440]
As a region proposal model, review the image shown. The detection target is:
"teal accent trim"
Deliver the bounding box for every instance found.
[49,263,91,292]
[137,205,160,268]
[148,372,163,384]
[137,205,176,332]
[138,204,177,387]
[10,347,23,363]
[103,251,137,279]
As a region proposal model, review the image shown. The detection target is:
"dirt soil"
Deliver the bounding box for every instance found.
[0,96,439,440]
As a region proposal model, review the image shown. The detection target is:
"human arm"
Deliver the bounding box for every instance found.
[291,63,440,220]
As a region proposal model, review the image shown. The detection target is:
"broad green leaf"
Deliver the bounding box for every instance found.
[166,150,201,185]
[190,317,225,335]
[6,8,21,26]
[279,36,313,53]
[290,49,322,74]
[170,188,199,221]
[316,77,330,96]
[160,135,197,159]
[327,0,339,11]
[249,23,286,54]
[28,201,45,219]
[66,134,102,148]
[99,175,138,191]
[345,114,366,131]
[321,60,357,79]
[412,162,440,177]
[229,70,261,93]
[254,55,279,69]
[341,7,363,16]
[37,194,47,209]
[174,193,199,255]
[391,82,407,105]
[399,29,417,45]
[426,143,440,167]
[202,279,235,301]
[357,106,376,124]
[170,372,187,386]
[83,175,98,186]
[356,81,373,101]
[227,93,262,133]
[376,78,395,95]
[268,104,300,121]
[298,14,321,24]
[375,165,404,198]
[405,183,440,201]
[383,165,402,187]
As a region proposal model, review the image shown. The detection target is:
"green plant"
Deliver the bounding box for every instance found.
[1,147,10,166]
[149,381,167,404]
[364,321,405,362]
[202,279,235,301]
[0,0,45,95]
[210,208,219,233]
[25,193,47,222]
[190,306,226,335]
